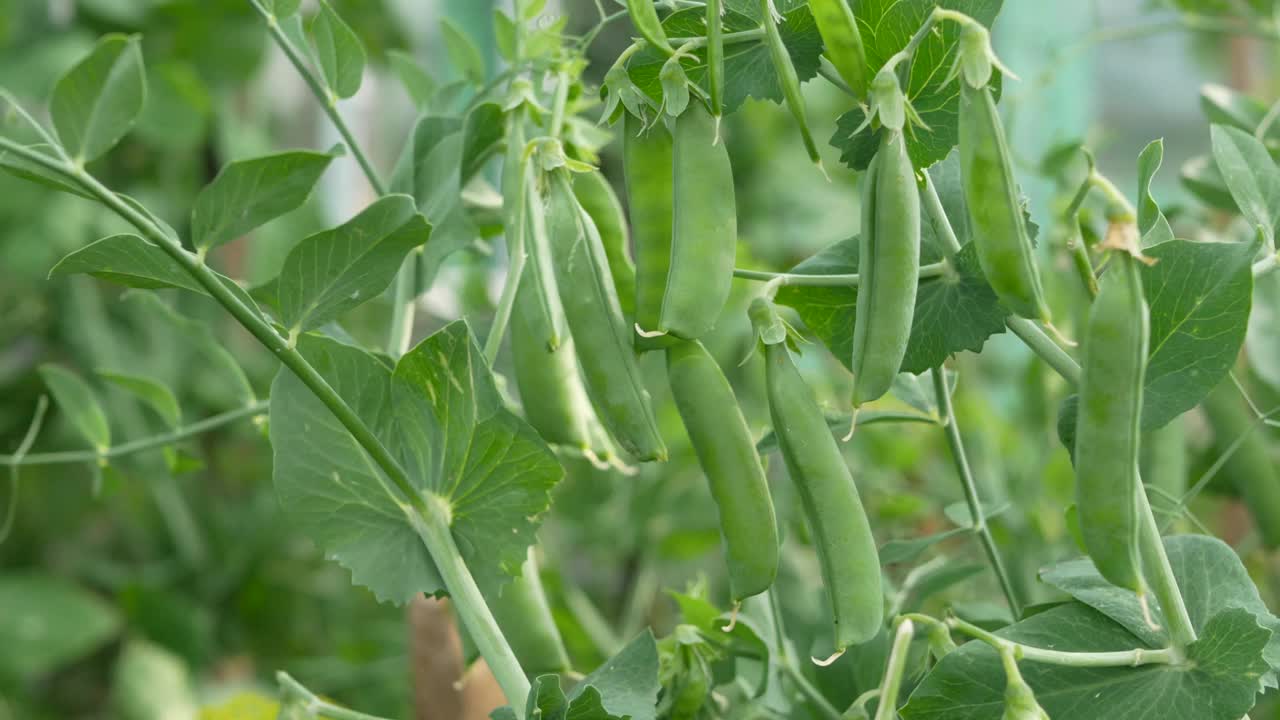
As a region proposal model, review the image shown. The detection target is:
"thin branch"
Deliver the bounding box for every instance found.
[277,672,394,720]
[947,616,1178,668]
[0,402,267,467]
[732,261,948,287]
[932,369,1023,618]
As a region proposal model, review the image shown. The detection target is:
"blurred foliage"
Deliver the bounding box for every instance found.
[2,0,1280,718]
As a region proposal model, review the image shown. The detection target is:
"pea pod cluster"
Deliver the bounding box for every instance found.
[627,103,738,345]
[959,79,1050,322]
[545,168,667,461]
[1073,251,1148,595]
[753,299,883,650]
[851,131,920,407]
[666,339,779,601]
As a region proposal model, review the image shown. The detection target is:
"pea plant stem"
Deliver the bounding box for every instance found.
[764,590,843,720]
[0,138,534,717]
[277,672,395,720]
[0,401,268,467]
[931,369,1024,618]
[732,261,948,286]
[872,619,915,720]
[1135,483,1197,653]
[484,114,530,366]
[246,0,422,359]
[946,616,1178,668]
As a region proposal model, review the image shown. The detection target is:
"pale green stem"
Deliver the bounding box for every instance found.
[922,173,963,255]
[484,115,530,365]
[549,70,571,140]
[277,672,395,720]
[932,369,1023,618]
[873,619,916,720]
[0,402,267,467]
[0,138,532,715]
[1135,483,1197,653]
[1,396,48,542]
[1006,317,1082,386]
[816,59,857,99]
[947,616,1179,668]
[766,590,843,720]
[733,261,948,287]
[1090,171,1137,221]
[411,500,532,709]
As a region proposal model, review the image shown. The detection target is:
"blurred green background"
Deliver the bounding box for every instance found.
[1,1,1278,718]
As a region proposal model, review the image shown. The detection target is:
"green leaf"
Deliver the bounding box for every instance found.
[1200,84,1280,144]
[96,370,181,427]
[135,62,211,150]
[387,50,436,109]
[1180,154,1239,212]
[441,18,487,85]
[0,574,121,681]
[269,323,562,603]
[831,0,1004,170]
[50,34,147,162]
[112,639,198,720]
[308,0,365,100]
[269,334,426,604]
[122,292,257,405]
[275,195,430,333]
[627,3,823,116]
[37,364,110,451]
[50,234,267,319]
[879,527,970,565]
[1137,139,1174,247]
[775,239,1006,376]
[512,632,661,720]
[1059,237,1256,449]
[191,149,336,251]
[494,10,517,63]
[1211,124,1280,243]
[1040,534,1280,682]
[391,322,562,594]
[902,602,1270,720]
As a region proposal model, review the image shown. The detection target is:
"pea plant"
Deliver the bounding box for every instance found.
[3,0,1280,718]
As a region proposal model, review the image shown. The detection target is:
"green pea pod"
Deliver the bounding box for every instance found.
[757,312,883,649]
[1203,379,1280,548]
[627,0,672,53]
[503,114,561,349]
[487,550,571,676]
[761,0,822,167]
[667,339,779,601]
[707,0,725,118]
[1074,252,1148,594]
[510,264,598,452]
[660,102,738,339]
[959,81,1050,322]
[1140,415,1187,503]
[851,131,919,407]
[623,112,678,351]
[808,0,869,98]
[573,169,637,320]
[545,169,667,461]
